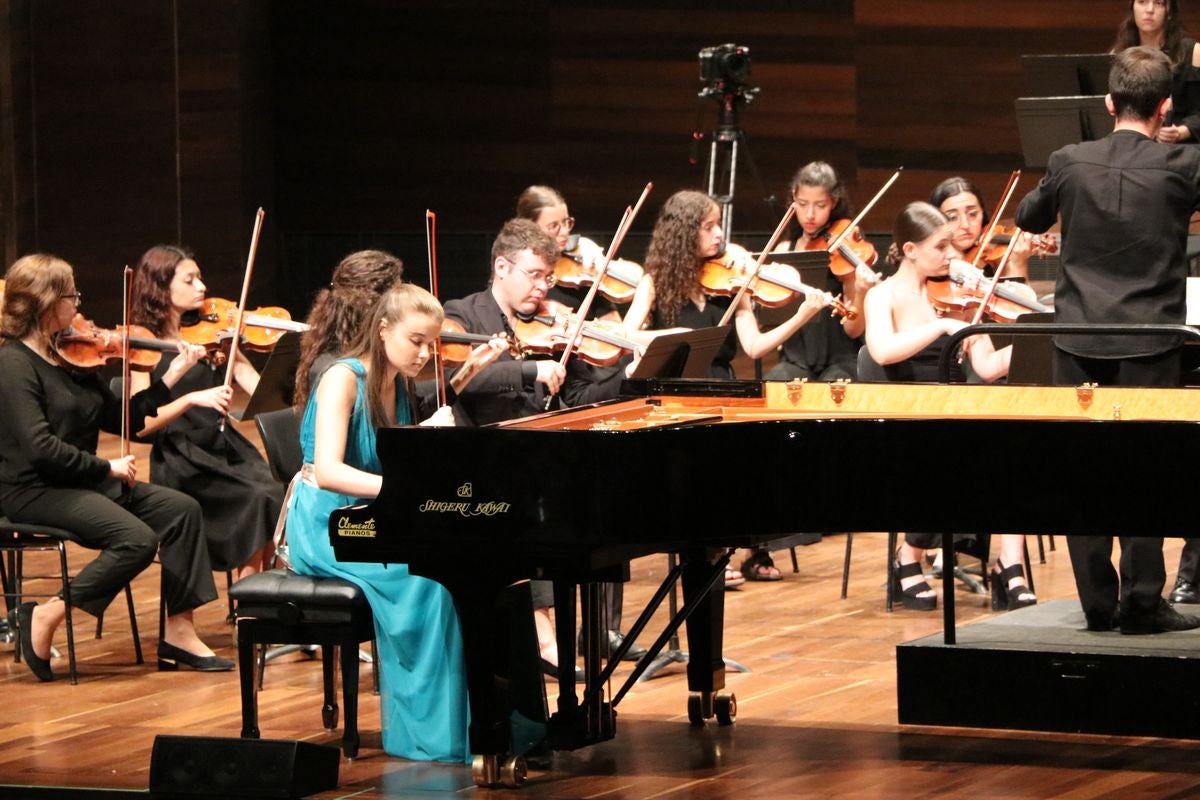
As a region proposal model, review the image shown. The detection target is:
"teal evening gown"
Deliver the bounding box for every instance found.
[286,358,470,763]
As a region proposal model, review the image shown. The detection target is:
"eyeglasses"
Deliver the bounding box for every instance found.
[513,263,557,288]
[546,217,576,236]
[61,292,83,306]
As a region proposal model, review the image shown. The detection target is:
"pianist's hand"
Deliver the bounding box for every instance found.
[536,361,566,396]
[419,405,458,427]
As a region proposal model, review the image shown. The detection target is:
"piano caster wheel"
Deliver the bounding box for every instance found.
[471,753,527,787]
[714,692,736,726]
[687,692,712,726]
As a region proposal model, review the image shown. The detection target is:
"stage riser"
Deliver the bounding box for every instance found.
[897,645,1200,739]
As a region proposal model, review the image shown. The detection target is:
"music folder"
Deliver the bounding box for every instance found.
[628,325,733,380]
[233,331,301,421]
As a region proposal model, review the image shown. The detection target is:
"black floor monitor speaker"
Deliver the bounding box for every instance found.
[149,735,339,798]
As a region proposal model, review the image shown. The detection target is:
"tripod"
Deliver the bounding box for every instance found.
[700,82,775,241]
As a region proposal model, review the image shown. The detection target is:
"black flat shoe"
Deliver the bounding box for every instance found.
[16,602,54,682]
[1169,578,1199,605]
[539,657,585,683]
[157,641,235,672]
[1120,598,1200,635]
[607,630,648,662]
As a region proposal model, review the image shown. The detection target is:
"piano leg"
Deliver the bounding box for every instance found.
[681,547,738,726]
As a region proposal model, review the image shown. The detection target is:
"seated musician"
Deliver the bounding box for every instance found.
[864,203,1034,612]
[930,177,1032,282]
[286,282,506,761]
[128,245,280,582]
[0,254,233,680]
[765,161,874,384]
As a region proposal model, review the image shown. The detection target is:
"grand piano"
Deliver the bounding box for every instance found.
[330,376,1200,785]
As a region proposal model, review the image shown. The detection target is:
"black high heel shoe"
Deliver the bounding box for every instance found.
[892,554,937,611]
[991,559,1037,611]
[157,641,235,672]
[16,602,54,682]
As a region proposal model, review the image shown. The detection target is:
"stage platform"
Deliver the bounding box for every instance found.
[898,599,1200,739]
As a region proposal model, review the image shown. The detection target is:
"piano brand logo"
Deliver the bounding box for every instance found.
[457,482,473,498]
[336,516,377,538]
[418,493,511,518]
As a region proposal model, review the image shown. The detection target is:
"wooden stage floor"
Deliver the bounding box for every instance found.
[2,429,1200,798]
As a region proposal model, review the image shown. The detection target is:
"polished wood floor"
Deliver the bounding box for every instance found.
[2,426,1200,798]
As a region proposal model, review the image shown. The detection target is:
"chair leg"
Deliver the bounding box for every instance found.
[1023,537,1036,596]
[1036,534,1047,564]
[237,626,261,740]
[124,584,143,664]
[57,541,78,685]
[841,532,854,599]
[371,638,380,696]
[340,641,361,759]
[321,646,339,730]
[225,570,235,624]
[789,546,799,574]
[885,531,898,613]
[11,551,23,664]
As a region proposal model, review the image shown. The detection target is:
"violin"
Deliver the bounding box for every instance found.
[554,236,644,305]
[181,297,308,351]
[927,262,1049,323]
[55,313,185,371]
[438,319,525,365]
[963,224,1059,269]
[806,219,882,285]
[699,243,856,319]
[511,300,642,367]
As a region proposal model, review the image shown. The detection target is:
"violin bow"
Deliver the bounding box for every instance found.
[967,229,1023,327]
[717,202,797,327]
[547,181,653,409]
[970,170,1021,272]
[219,207,266,432]
[120,266,133,462]
[425,209,448,406]
[824,166,903,255]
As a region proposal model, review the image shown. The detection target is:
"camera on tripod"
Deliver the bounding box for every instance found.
[699,43,751,88]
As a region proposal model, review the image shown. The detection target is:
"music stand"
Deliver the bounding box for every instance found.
[1014,95,1110,169]
[232,331,301,422]
[628,325,734,380]
[1020,53,1112,96]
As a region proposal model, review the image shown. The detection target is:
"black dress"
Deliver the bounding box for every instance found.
[652,296,737,379]
[146,358,281,572]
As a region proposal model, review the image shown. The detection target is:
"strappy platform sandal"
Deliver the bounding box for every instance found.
[892,556,937,611]
[991,559,1037,611]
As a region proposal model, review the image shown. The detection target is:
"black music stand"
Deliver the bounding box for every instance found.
[629,325,733,380]
[233,331,301,422]
[1014,95,1110,169]
[1020,53,1112,97]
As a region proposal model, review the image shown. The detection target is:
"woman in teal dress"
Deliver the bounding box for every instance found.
[286,282,506,762]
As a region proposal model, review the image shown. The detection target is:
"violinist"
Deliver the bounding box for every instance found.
[622,189,829,380]
[129,245,280,581]
[0,254,232,680]
[765,161,874,383]
[516,185,621,322]
[287,282,506,762]
[864,203,1034,612]
[1113,0,1200,144]
[1015,46,1200,634]
[929,177,1032,282]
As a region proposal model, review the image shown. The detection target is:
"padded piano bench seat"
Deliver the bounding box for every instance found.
[230,568,376,759]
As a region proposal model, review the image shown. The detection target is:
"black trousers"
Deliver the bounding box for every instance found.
[6,483,216,618]
[1054,347,1179,619]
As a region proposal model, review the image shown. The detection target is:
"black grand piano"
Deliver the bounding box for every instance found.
[330,378,1200,785]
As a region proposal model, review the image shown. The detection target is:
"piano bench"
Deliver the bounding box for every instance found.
[230,568,376,759]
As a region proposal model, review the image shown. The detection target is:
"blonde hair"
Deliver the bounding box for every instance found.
[2,254,75,350]
[349,282,444,429]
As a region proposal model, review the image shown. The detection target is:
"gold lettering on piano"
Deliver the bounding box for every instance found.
[457,482,473,498]
[418,499,512,517]
[336,516,377,538]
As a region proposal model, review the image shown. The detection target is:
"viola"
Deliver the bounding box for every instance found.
[963,224,1059,269]
[512,300,642,367]
[554,236,644,304]
[927,262,1049,323]
[806,219,883,285]
[56,313,184,371]
[438,319,525,365]
[181,297,309,351]
[699,243,856,319]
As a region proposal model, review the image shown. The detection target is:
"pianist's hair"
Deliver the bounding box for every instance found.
[295,249,404,406]
[515,185,567,221]
[929,177,989,227]
[1113,0,1187,67]
[353,282,444,430]
[130,244,195,337]
[1109,46,1174,120]
[886,202,948,269]
[1,253,75,350]
[645,190,718,326]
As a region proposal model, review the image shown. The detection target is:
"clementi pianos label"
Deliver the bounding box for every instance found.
[336,517,377,538]
[417,482,511,518]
